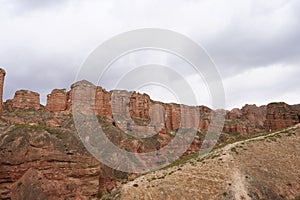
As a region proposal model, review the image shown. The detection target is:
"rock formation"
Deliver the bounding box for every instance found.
[265,102,300,131]
[2,77,300,135]
[223,104,267,135]
[46,89,68,112]
[66,80,113,117]
[0,69,5,117]
[6,90,41,111]
[95,86,112,118]
[0,122,102,199]
[0,68,297,137]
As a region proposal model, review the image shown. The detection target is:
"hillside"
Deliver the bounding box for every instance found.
[109,125,300,200]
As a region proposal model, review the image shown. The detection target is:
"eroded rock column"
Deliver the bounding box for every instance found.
[0,68,6,116]
[46,89,68,112]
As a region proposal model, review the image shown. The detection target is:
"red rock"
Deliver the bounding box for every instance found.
[265,102,300,131]
[95,86,112,118]
[8,90,41,110]
[111,90,153,133]
[46,89,67,112]
[0,125,102,199]
[0,68,5,117]
[241,104,266,126]
[45,117,64,127]
[98,165,119,195]
[164,103,181,131]
[4,99,13,111]
[1,69,300,199]
[223,104,267,135]
[226,108,242,120]
[70,80,97,115]
[129,92,151,119]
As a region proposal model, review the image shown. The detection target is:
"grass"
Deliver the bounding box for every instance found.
[97,192,102,199]
[10,124,63,139]
[160,153,200,170]
[210,154,221,159]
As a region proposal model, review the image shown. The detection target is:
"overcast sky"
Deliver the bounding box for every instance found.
[0,0,299,109]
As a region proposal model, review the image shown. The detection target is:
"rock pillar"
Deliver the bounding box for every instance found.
[0,68,6,116]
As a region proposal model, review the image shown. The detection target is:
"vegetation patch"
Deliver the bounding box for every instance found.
[230,147,238,154]
[161,152,199,170]
[210,153,221,159]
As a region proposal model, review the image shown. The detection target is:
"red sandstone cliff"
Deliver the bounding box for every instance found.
[6,90,41,111]
[46,89,68,112]
[2,77,299,136]
[0,69,5,117]
[265,102,300,131]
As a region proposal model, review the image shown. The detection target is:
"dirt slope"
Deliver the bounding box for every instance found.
[110,124,300,200]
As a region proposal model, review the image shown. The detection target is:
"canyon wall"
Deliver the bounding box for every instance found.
[0,68,5,117]
[1,69,299,135]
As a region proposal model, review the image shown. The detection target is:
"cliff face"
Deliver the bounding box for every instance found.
[223,104,267,135]
[46,89,68,112]
[265,102,300,131]
[6,90,41,111]
[1,69,300,199]
[0,121,102,199]
[3,78,299,136]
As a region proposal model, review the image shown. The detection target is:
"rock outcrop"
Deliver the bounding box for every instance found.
[223,104,267,135]
[265,102,300,131]
[46,89,68,112]
[95,86,112,118]
[0,69,5,117]
[0,122,102,199]
[6,90,41,111]
[66,80,112,117]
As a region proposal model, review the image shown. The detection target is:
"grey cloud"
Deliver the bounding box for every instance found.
[0,0,299,109]
[203,0,300,77]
